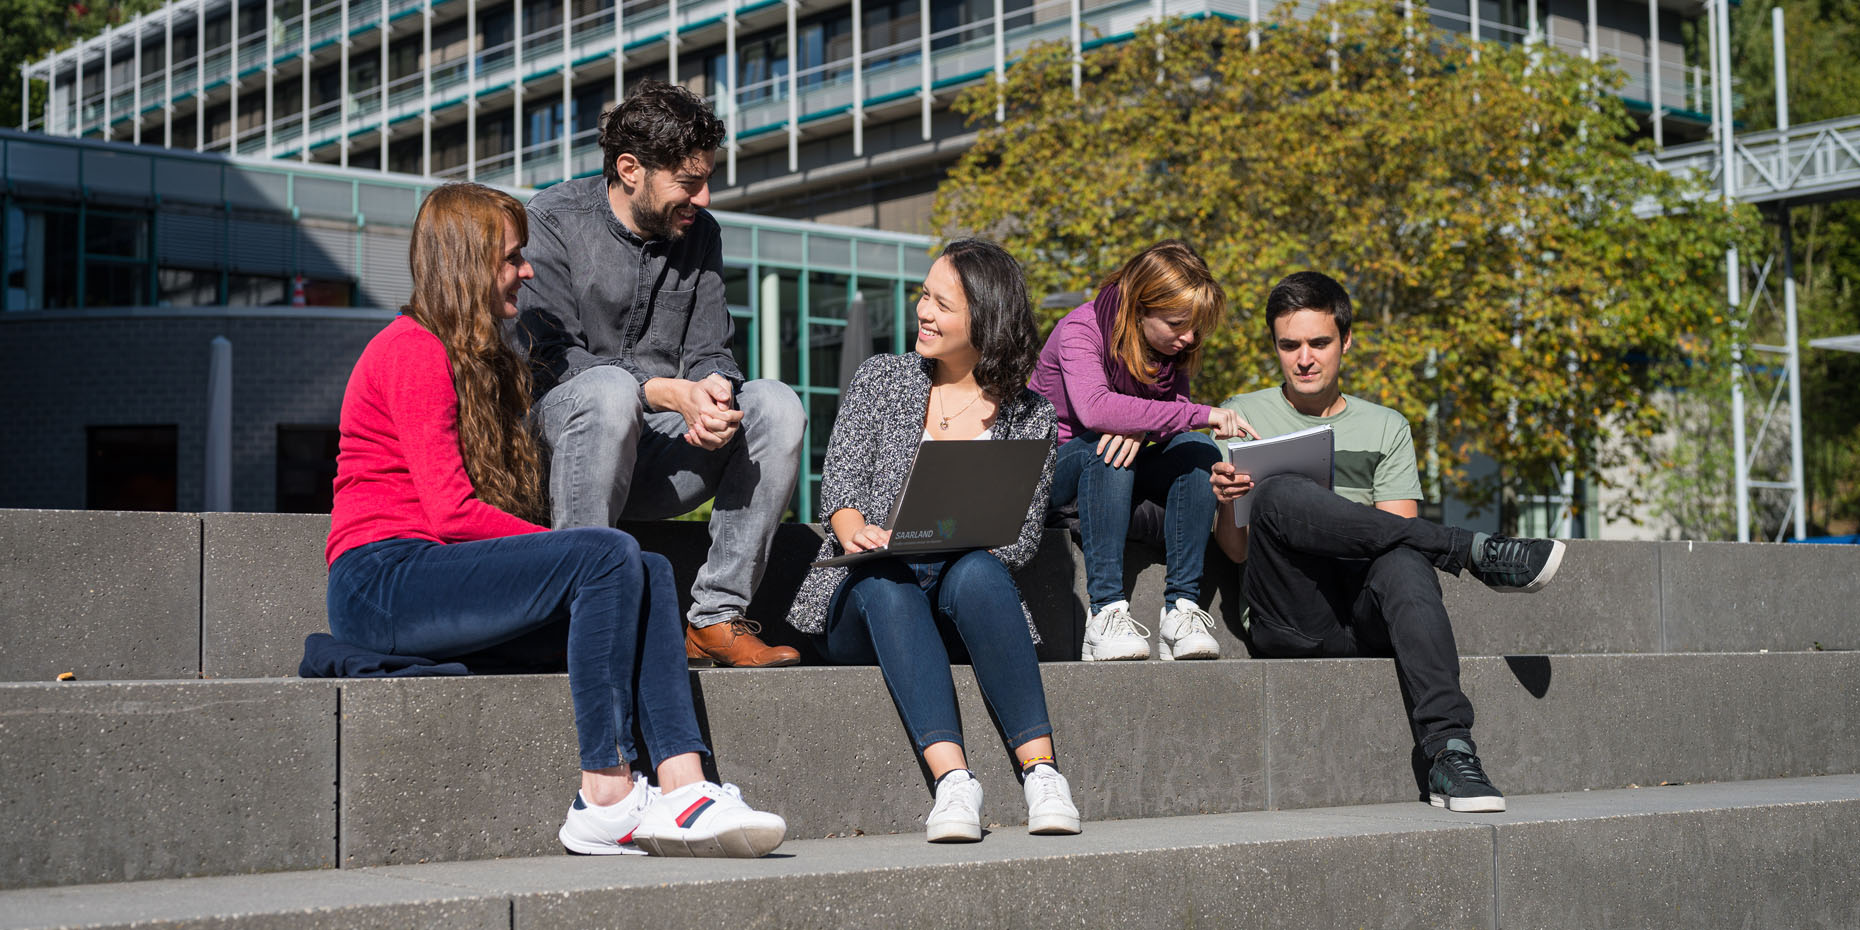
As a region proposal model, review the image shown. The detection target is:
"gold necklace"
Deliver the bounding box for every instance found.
[935,384,983,431]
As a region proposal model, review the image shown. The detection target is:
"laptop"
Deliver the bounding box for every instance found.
[811,438,1052,568]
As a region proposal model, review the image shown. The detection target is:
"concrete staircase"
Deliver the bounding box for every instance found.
[2,508,1857,928]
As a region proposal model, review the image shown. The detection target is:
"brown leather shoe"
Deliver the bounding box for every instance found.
[685,617,801,668]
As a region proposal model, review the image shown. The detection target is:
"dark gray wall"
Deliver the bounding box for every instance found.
[0,311,391,512]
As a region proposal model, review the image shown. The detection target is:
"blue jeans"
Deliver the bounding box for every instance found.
[326,528,710,772]
[817,550,1053,753]
[1050,430,1222,612]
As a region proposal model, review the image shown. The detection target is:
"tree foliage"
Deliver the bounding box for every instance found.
[933,1,1757,524]
[4,0,165,130]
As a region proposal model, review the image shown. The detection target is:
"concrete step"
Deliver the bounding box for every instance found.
[4,508,1858,681]
[5,651,1857,889]
[3,775,1856,930]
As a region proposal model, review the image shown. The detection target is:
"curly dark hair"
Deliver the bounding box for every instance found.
[939,238,1040,401]
[599,79,727,184]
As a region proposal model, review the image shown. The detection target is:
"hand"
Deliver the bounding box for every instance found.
[1207,407,1259,440]
[841,523,892,553]
[1095,431,1146,468]
[650,374,743,450]
[1210,461,1255,504]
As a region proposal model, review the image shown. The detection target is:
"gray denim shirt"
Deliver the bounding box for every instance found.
[516,175,742,402]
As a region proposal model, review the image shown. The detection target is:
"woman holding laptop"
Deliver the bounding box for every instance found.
[1030,240,1255,661]
[783,238,1081,843]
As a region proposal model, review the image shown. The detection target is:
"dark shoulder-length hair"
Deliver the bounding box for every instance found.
[938,238,1039,401]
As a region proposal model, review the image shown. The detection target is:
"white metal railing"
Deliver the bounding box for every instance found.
[1647,113,1860,204]
[29,0,1750,172]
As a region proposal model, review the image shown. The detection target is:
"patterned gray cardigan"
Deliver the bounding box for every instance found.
[782,352,1057,639]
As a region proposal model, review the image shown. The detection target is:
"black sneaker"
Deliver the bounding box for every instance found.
[1466,533,1566,593]
[1427,739,1507,812]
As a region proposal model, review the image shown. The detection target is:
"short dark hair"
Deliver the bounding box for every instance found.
[1265,271,1354,341]
[940,238,1040,400]
[599,80,727,185]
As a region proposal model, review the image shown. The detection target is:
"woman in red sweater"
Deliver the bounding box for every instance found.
[324,182,784,858]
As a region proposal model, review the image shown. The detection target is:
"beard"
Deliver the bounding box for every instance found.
[629,189,690,241]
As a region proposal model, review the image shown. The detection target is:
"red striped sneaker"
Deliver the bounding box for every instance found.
[632,781,787,858]
[558,772,654,856]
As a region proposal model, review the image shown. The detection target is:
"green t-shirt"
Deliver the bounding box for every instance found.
[1218,387,1424,506]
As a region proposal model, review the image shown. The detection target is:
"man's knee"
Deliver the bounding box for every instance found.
[541,367,644,445]
[1365,548,1445,607]
[738,379,805,443]
[1249,473,1318,518]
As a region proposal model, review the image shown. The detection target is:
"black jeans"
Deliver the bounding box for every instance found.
[1242,474,1476,758]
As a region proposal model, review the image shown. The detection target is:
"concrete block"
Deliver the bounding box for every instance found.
[1661,540,1860,652]
[1259,659,1425,809]
[201,513,332,679]
[0,509,200,681]
[0,680,339,890]
[701,661,1267,842]
[1492,779,1860,930]
[336,675,580,867]
[0,870,507,930]
[1442,539,1662,656]
[1465,651,1860,796]
[462,812,1492,930]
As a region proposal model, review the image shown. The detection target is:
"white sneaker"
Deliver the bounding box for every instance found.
[1158,598,1220,660]
[558,771,654,856]
[632,780,787,858]
[1082,600,1151,661]
[925,769,984,843]
[1021,764,1081,835]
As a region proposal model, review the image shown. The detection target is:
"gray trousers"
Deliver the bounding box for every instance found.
[535,366,806,628]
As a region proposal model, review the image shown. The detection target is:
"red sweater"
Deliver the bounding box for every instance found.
[326,315,546,566]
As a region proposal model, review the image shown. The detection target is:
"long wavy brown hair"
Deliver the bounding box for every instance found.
[1100,240,1227,385]
[403,182,545,522]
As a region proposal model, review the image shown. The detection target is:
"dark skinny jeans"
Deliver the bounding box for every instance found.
[1050,430,1222,612]
[817,550,1054,754]
[1242,474,1477,758]
[326,528,709,772]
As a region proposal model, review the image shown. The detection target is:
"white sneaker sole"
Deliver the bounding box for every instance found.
[559,825,649,856]
[1158,639,1220,660]
[926,819,983,842]
[1081,641,1151,661]
[634,821,786,858]
[1429,792,1507,813]
[1027,811,1081,835]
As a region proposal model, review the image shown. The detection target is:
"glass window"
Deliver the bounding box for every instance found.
[276,425,340,513]
[4,204,80,310]
[87,425,178,512]
[228,273,288,306]
[85,261,148,308]
[159,268,220,307]
[85,212,148,259]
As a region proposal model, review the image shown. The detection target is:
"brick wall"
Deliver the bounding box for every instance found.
[0,312,391,512]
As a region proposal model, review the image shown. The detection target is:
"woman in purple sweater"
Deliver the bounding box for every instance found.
[1030,240,1254,661]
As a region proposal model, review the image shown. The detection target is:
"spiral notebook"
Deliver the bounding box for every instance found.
[1224,425,1335,527]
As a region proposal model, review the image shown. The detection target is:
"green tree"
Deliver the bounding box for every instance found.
[934,1,1756,529]
[3,0,165,130]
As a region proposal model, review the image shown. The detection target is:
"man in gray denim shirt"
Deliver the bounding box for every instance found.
[518,80,804,668]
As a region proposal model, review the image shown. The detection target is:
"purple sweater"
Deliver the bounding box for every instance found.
[1029,300,1211,445]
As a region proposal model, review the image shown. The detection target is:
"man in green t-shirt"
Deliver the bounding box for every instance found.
[1210,271,1566,814]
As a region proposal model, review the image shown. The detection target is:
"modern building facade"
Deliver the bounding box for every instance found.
[20,0,1716,233]
[1,128,935,515]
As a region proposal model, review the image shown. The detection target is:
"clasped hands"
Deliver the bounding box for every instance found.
[645,373,742,450]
